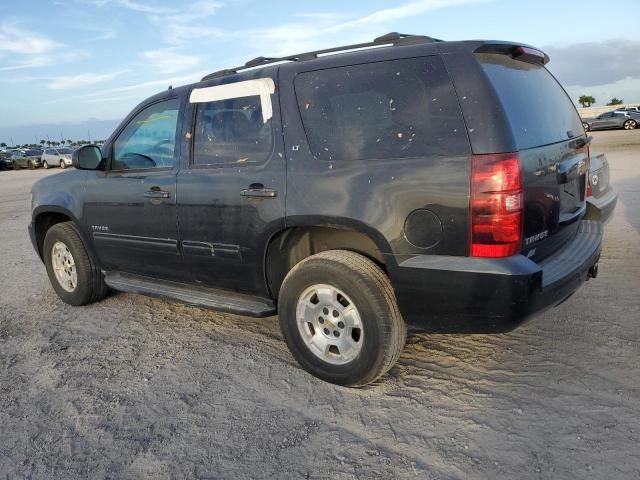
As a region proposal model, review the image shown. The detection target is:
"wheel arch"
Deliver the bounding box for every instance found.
[32,207,91,262]
[264,218,392,299]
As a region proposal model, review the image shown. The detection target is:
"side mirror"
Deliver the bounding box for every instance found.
[72,145,103,170]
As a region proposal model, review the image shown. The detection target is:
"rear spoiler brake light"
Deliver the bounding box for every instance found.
[475,43,549,65]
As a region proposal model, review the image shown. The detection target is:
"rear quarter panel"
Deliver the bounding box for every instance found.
[279,53,472,271]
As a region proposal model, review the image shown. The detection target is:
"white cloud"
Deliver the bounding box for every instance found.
[148,1,224,45]
[0,19,90,72]
[0,20,62,56]
[92,0,173,14]
[47,71,125,90]
[141,49,201,74]
[83,70,208,98]
[332,0,486,31]
[242,0,485,57]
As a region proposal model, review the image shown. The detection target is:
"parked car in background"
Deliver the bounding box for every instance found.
[11,149,43,169]
[582,111,638,131]
[0,151,14,170]
[42,147,74,169]
[585,151,617,224]
[615,106,640,113]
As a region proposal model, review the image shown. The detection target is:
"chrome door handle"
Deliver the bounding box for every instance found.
[240,184,278,198]
[144,190,170,199]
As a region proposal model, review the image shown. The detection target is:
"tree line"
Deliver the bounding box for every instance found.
[578,96,625,108]
[0,139,104,149]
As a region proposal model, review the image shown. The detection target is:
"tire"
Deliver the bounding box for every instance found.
[60,160,66,169]
[28,161,34,170]
[43,222,108,306]
[583,122,590,132]
[278,250,407,387]
[43,160,49,169]
[623,119,637,130]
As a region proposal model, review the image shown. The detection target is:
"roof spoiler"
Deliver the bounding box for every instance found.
[475,43,549,65]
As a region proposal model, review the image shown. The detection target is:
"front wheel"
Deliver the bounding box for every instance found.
[583,122,590,132]
[623,119,637,130]
[60,160,66,169]
[43,222,108,305]
[43,160,49,169]
[28,161,34,169]
[278,250,407,387]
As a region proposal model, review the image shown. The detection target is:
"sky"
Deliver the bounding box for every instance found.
[1,0,640,144]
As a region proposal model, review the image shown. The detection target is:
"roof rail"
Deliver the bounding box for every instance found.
[200,32,442,81]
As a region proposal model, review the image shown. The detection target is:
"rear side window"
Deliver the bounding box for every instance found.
[477,53,584,150]
[192,96,273,166]
[294,56,469,161]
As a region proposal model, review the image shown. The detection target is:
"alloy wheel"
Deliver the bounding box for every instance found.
[295,284,363,365]
[51,241,77,292]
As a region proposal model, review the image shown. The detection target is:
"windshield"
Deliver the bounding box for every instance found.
[477,53,584,149]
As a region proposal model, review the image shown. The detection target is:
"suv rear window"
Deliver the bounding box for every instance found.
[477,53,584,150]
[294,56,469,161]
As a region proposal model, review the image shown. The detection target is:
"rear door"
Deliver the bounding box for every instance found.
[475,52,588,260]
[176,72,285,295]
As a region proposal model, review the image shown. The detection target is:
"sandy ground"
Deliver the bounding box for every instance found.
[1,130,639,479]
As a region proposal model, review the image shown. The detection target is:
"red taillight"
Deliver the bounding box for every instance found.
[470,153,523,258]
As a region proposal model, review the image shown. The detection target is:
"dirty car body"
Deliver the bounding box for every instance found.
[29,34,605,385]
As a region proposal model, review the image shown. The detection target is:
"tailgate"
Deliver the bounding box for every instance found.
[520,141,588,260]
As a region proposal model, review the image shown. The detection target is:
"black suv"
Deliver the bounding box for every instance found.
[30,33,603,386]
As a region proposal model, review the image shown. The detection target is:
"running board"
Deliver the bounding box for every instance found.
[104,272,276,317]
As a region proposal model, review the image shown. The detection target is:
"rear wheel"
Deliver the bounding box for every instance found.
[278,250,406,387]
[43,222,108,305]
[60,160,66,169]
[623,119,637,130]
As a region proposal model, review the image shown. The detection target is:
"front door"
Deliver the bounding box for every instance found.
[83,95,188,281]
[177,74,285,295]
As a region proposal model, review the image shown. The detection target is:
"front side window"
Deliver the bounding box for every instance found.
[113,98,180,170]
[192,95,273,166]
[294,56,469,161]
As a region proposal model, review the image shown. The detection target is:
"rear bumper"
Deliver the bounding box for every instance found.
[585,189,618,224]
[390,220,603,333]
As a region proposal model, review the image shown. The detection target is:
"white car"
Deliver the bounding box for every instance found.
[615,106,640,113]
[42,147,74,169]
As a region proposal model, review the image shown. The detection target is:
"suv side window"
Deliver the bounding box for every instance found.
[192,95,273,166]
[294,56,469,161]
[112,98,180,171]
